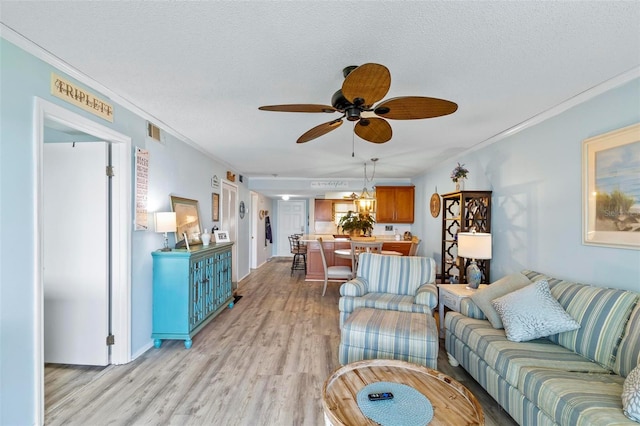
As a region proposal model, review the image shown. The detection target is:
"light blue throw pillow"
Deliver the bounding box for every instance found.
[491,280,580,342]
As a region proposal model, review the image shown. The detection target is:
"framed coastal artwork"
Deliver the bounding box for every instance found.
[582,123,640,249]
[170,195,203,247]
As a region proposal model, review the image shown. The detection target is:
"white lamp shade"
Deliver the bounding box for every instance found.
[155,212,177,233]
[458,232,492,259]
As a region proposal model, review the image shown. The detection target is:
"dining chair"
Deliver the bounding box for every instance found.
[317,237,352,296]
[288,234,307,275]
[408,238,421,256]
[350,240,384,275]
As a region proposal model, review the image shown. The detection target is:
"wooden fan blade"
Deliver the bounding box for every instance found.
[297,119,343,143]
[355,117,392,143]
[259,104,337,113]
[374,96,458,120]
[342,63,391,107]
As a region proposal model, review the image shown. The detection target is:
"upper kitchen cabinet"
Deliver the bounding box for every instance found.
[375,186,415,223]
[314,199,334,221]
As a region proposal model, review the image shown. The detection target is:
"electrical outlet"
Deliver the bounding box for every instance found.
[385,225,393,231]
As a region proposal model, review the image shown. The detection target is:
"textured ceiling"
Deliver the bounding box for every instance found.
[2,1,639,193]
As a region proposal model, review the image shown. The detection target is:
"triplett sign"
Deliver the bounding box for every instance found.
[51,73,114,122]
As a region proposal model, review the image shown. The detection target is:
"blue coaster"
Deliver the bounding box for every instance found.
[356,381,433,426]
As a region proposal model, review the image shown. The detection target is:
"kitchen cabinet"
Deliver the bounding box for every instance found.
[382,241,411,256]
[314,199,334,221]
[376,186,415,223]
[306,240,352,280]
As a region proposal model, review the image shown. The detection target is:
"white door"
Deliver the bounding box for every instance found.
[43,142,109,366]
[277,200,307,257]
[221,181,238,286]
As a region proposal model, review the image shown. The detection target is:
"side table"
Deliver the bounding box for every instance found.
[437,284,487,338]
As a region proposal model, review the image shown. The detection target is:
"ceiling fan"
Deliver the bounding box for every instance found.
[259,63,458,144]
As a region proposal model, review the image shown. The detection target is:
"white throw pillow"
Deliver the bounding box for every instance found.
[491,280,580,342]
[470,273,531,328]
[623,365,640,423]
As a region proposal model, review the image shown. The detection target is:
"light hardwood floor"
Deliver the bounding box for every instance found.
[45,257,517,425]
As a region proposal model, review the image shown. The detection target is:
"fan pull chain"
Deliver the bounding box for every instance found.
[352,122,355,157]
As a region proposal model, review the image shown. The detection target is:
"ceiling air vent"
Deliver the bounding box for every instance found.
[147,122,163,143]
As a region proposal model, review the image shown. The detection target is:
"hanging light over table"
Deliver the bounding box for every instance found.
[355,158,378,214]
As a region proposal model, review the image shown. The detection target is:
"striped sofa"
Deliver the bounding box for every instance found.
[338,252,438,327]
[445,270,640,426]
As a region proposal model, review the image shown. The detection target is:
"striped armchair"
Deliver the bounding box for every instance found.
[338,253,438,327]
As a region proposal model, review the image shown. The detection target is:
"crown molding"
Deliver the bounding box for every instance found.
[1,23,238,171]
[466,66,640,154]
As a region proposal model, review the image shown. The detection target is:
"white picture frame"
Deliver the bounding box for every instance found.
[214,230,230,243]
[582,123,640,249]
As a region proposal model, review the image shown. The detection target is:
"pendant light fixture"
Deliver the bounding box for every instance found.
[355,158,378,214]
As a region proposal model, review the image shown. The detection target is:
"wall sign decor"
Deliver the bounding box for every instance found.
[310,181,349,190]
[170,195,203,247]
[211,175,220,189]
[226,171,236,182]
[51,73,114,122]
[430,188,440,218]
[582,122,640,249]
[211,193,220,222]
[134,148,150,230]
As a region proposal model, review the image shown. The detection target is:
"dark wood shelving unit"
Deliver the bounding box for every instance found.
[441,190,492,284]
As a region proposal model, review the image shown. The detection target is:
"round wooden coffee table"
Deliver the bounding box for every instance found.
[322,359,484,425]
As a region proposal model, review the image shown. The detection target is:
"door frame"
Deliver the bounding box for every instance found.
[33,98,132,422]
[250,191,259,269]
[221,181,238,285]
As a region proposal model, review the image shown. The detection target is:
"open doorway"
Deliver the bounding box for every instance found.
[34,98,132,423]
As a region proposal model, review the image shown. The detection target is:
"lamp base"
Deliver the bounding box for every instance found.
[466,260,482,289]
[159,247,172,252]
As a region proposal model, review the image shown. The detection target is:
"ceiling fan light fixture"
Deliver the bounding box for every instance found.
[346,107,361,121]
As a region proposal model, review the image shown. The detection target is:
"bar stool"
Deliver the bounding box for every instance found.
[288,234,307,275]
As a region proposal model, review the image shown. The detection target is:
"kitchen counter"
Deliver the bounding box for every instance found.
[302,236,414,281]
[299,234,412,243]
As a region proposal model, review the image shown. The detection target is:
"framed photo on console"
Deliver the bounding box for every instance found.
[214,230,230,243]
[582,123,640,249]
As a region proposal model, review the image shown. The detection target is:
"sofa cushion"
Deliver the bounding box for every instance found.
[357,253,435,295]
[520,367,629,426]
[470,272,531,329]
[522,270,639,371]
[445,312,610,391]
[491,280,580,342]
[340,293,433,316]
[460,298,487,320]
[545,280,638,371]
[615,302,640,378]
[623,366,640,422]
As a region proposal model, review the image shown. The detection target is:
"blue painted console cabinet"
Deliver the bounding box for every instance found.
[151,242,234,348]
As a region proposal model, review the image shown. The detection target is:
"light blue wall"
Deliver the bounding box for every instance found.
[412,78,640,291]
[0,38,257,425]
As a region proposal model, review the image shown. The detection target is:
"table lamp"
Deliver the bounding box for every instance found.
[457,230,492,289]
[155,212,177,251]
